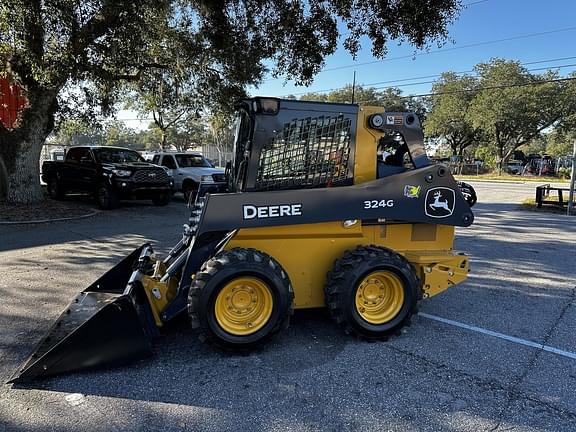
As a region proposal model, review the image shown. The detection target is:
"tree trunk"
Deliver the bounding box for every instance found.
[497,144,504,176]
[0,89,58,204]
[161,129,167,150]
[0,156,7,200]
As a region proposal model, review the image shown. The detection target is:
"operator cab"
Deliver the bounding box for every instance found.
[376,134,413,178]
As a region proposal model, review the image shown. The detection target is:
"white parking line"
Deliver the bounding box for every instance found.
[419,312,576,361]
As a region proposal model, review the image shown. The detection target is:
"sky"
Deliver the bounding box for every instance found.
[118,0,576,128]
[250,0,576,98]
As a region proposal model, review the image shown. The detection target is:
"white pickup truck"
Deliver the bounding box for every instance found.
[151,152,226,201]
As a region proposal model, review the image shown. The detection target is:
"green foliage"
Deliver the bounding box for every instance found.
[424,72,481,156]
[0,0,461,112]
[557,167,571,179]
[425,60,576,174]
[298,85,427,122]
[468,59,569,170]
[474,145,497,169]
[0,0,462,202]
[52,119,103,146]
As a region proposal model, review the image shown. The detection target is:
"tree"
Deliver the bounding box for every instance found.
[424,72,482,158]
[299,85,427,121]
[164,117,210,152]
[546,130,576,157]
[0,0,461,203]
[468,59,571,173]
[51,119,103,147]
[208,114,235,166]
[104,120,138,148]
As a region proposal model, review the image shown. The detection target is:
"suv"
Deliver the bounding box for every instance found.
[42,146,174,209]
[151,152,226,201]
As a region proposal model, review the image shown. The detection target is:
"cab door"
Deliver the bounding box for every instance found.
[158,155,179,189]
[75,148,98,192]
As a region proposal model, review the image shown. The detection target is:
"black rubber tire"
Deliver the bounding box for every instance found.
[188,248,293,351]
[152,192,171,206]
[182,181,198,204]
[47,178,65,200]
[324,245,420,340]
[96,183,120,210]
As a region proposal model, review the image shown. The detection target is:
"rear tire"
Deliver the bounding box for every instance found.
[47,178,64,200]
[96,184,119,210]
[152,192,171,206]
[188,248,293,351]
[325,245,419,340]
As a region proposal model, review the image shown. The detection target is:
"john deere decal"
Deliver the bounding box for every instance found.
[425,187,455,218]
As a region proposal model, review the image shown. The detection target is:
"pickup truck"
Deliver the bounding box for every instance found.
[42,146,174,209]
[151,152,226,202]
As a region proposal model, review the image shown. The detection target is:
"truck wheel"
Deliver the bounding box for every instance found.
[182,181,198,204]
[152,192,171,206]
[47,178,64,200]
[188,248,293,351]
[325,246,419,340]
[96,184,119,210]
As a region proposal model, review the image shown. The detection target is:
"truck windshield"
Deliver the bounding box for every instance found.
[175,154,213,168]
[93,148,144,163]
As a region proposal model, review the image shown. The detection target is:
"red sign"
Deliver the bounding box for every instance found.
[0,77,27,129]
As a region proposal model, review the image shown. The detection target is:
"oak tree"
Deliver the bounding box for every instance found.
[0,0,461,203]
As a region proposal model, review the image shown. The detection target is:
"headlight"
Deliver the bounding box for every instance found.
[112,169,132,177]
[201,175,215,184]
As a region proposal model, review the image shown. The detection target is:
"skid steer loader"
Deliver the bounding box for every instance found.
[11,98,475,383]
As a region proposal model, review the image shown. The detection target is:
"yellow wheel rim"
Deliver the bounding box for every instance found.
[214,277,273,336]
[355,271,405,325]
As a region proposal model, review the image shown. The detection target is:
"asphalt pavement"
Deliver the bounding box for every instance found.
[1,182,575,432]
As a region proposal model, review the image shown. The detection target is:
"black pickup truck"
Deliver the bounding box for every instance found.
[42,146,174,209]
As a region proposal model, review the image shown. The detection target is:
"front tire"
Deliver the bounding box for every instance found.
[47,178,64,200]
[96,183,119,210]
[325,246,419,340]
[188,248,293,350]
[152,192,171,206]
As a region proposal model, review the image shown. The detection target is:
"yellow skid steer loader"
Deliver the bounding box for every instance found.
[11,98,475,382]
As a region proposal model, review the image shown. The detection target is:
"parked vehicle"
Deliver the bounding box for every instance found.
[523,155,555,177]
[151,152,226,202]
[505,160,524,175]
[42,146,174,209]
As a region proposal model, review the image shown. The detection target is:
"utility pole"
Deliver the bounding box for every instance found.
[568,140,576,216]
[351,71,356,104]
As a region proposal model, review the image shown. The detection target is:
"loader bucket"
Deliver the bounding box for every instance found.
[10,246,157,383]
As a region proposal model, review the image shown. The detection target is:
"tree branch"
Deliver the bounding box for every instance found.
[21,0,45,62]
[86,62,169,82]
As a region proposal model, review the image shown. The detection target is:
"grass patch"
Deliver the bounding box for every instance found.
[521,197,572,214]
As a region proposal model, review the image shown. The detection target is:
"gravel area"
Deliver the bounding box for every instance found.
[0,196,97,223]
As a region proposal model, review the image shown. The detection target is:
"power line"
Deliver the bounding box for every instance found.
[351,77,576,104]
[264,26,576,82]
[281,58,576,97]
[463,0,491,5]
[414,76,576,98]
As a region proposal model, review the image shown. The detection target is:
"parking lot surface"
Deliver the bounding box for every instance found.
[1,182,575,432]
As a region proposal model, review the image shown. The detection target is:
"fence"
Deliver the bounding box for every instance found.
[201,144,232,168]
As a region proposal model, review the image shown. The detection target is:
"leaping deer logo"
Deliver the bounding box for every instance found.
[429,190,450,211]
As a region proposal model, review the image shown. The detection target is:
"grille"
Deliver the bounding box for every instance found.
[132,168,170,183]
[212,173,226,183]
[255,114,353,191]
